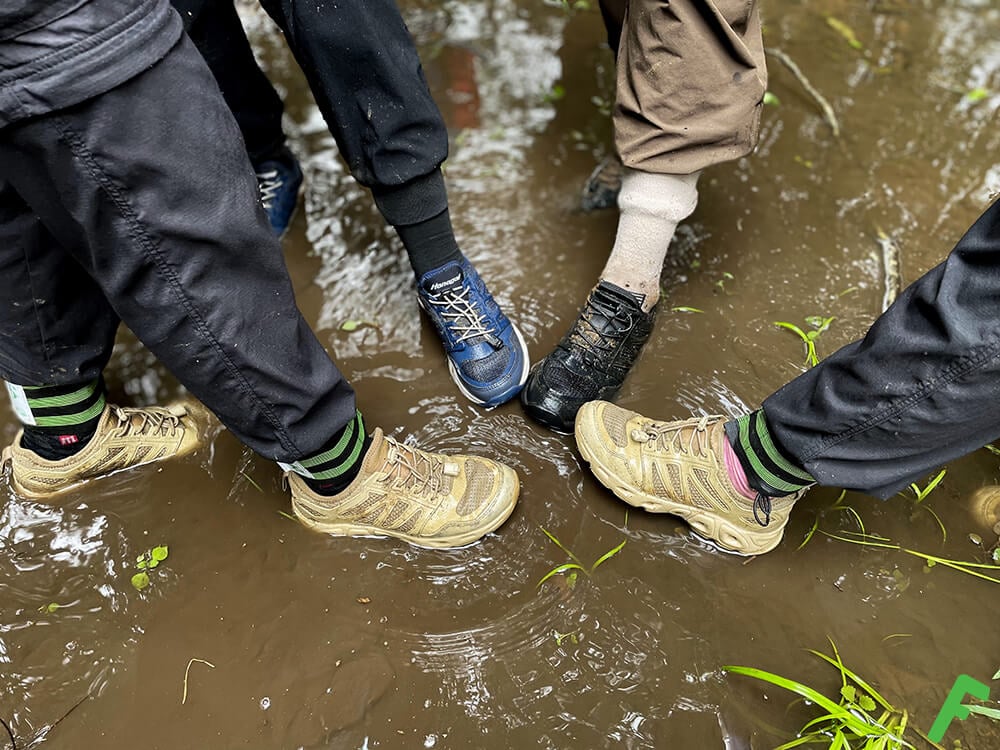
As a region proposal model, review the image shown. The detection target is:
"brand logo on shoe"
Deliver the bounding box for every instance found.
[58,434,79,446]
[429,274,462,291]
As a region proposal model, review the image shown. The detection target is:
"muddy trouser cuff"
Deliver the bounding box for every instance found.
[372,168,449,228]
[610,0,766,174]
[761,199,1000,499]
[0,36,356,464]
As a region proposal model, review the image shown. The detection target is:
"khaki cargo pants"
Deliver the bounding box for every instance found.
[600,0,767,174]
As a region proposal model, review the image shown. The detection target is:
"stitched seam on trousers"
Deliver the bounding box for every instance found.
[50,115,301,457]
[19,236,54,374]
[798,337,1000,463]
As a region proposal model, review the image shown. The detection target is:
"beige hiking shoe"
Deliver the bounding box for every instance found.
[2,403,202,499]
[287,428,519,549]
[575,401,806,555]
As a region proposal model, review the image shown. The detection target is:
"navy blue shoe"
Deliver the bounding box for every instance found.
[254,147,303,237]
[418,260,530,407]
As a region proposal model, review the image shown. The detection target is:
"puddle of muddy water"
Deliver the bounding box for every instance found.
[3,0,1000,747]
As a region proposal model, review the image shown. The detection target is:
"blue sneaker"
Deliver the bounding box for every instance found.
[418,259,530,407]
[254,147,303,237]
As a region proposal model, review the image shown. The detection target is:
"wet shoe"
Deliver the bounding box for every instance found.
[287,427,519,548]
[521,281,655,433]
[580,154,623,212]
[254,146,303,237]
[575,402,806,555]
[417,259,529,407]
[2,403,201,499]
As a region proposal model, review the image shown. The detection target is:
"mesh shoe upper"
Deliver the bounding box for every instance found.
[417,259,529,407]
[521,281,656,432]
[2,403,201,498]
[288,427,520,549]
[575,401,805,555]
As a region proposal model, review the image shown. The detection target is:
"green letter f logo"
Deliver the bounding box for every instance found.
[929,675,990,742]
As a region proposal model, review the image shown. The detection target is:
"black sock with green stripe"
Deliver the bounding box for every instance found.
[6,378,108,460]
[293,410,372,496]
[724,410,814,497]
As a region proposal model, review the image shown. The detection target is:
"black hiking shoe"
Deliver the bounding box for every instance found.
[521,281,657,433]
[580,154,624,212]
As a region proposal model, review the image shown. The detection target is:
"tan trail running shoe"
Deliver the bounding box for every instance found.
[575,401,806,555]
[288,427,519,549]
[2,403,202,499]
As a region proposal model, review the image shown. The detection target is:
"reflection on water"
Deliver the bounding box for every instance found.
[3,0,1000,747]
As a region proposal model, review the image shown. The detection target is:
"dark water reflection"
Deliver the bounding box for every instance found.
[3,0,1000,747]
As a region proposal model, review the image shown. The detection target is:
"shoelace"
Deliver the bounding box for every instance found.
[256,169,283,210]
[426,286,501,347]
[632,416,773,529]
[565,288,636,368]
[383,436,446,497]
[111,406,182,438]
[630,415,716,457]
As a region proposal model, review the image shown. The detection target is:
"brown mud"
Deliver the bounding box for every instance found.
[3,0,1000,747]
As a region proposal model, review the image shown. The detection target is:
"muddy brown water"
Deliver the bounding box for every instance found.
[3,1,1000,748]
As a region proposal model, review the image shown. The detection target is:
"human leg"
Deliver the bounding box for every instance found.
[0,35,519,543]
[181,0,303,235]
[576,199,1000,554]
[524,0,766,432]
[255,0,528,405]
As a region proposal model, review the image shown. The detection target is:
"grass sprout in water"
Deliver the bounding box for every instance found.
[774,316,835,367]
[905,469,947,543]
[725,640,930,749]
[537,520,627,589]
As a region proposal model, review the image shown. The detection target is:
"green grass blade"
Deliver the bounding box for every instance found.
[798,515,820,550]
[724,666,870,735]
[539,526,585,566]
[918,505,947,544]
[964,704,1000,720]
[537,562,585,587]
[807,650,893,712]
[590,539,627,572]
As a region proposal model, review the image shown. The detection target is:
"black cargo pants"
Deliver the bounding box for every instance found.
[0,34,357,463]
[764,200,1000,498]
[175,0,450,226]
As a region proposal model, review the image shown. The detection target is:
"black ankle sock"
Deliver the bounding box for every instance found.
[295,411,373,496]
[723,410,814,497]
[12,379,107,461]
[395,208,464,278]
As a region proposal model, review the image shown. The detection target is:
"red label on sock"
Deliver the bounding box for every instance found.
[58,434,79,446]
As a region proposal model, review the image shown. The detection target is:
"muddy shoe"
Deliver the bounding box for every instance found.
[2,403,201,499]
[417,259,530,408]
[580,154,624,212]
[575,402,806,555]
[520,281,655,433]
[287,428,519,549]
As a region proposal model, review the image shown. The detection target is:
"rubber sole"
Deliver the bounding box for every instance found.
[574,407,783,556]
[292,467,520,549]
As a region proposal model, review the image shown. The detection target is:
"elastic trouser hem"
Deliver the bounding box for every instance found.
[372,168,448,227]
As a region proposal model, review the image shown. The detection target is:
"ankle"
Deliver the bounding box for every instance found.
[6,378,107,461]
[284,411,372,497]
[723,411,815,497]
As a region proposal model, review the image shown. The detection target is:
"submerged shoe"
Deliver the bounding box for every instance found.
[580,154,624,212]
[2,403,201,499]
[521,281,655,433]
[575,402,806,555]
[288,427,520,548]
[254,146,304,237]
[417,259,529,407]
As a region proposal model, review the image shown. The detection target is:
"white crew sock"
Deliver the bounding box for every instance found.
[599,168,700,311]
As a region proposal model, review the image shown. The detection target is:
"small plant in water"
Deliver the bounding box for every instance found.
[132,545,169,591]
[725,640,921,749]
[537,523,626,589]
[774,316,835,367]
[905,469,948,543]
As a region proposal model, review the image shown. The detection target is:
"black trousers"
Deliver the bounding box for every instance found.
[765,200,1000,498]
[0,35,356,463]
[178,0,450,226]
